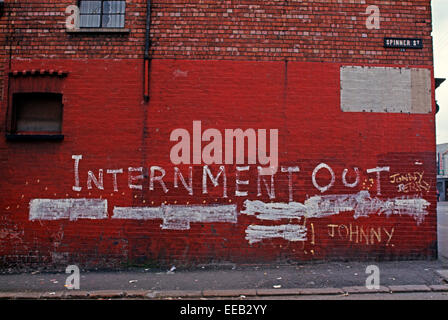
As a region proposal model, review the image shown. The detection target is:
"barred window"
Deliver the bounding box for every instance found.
[79,1,126,28]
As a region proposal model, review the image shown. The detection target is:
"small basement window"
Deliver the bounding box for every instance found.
[79,0,126,28]
[10,92,63,137]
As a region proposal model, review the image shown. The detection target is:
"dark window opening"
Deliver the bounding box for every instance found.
[11,92,63,135]
[79,0,126,28]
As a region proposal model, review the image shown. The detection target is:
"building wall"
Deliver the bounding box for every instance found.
[0,1,438,269]
[438,181,446,202]
[437,144,448,176]
[0,5,7,103]
[437,144,448,201]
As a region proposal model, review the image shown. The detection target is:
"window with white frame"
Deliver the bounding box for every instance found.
[79,0,126,28]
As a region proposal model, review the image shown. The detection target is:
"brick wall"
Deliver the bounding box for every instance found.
[0,1,434,63]
[0,4,7,102]
[0,1,437,270]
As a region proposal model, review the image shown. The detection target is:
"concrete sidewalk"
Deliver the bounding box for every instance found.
[1,260,448,299]
[0,202,447,300]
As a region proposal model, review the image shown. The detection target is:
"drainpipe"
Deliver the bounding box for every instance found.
[143,0,151,101]
[435,78,445,114]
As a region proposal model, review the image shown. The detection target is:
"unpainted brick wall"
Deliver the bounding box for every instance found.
[0,0,434,63]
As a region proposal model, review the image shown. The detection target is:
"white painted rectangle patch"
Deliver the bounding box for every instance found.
[241,200,306,220]
[245,224,307,244]
[341,66,431,114]
[112,204,237,230]
[241,190,430,225]
[29,199,108,221]
[112,206,161,220]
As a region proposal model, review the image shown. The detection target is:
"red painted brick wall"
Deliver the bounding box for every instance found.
[0,1,437,269]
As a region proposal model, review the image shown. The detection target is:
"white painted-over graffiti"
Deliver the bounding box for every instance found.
[112,204,237,230]
[28,191,429,244]
[241,190,430,225]
[245,224,307,244]
[29,199,108,221]
[111,206,160,220]
[241,200,307,221]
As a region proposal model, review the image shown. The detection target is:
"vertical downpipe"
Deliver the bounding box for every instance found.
[143,0,151,101]
[4,2,13,132]
[138,0,152,208]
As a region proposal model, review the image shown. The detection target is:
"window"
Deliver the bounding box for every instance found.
[11,93,63,134]
[79,0,126,28]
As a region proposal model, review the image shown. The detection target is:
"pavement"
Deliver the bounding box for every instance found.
[0,202,448,300]
[1,260,448,299]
